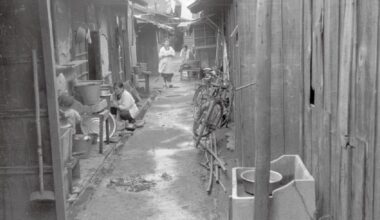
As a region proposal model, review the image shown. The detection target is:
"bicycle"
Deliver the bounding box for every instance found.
[193,78,234,149]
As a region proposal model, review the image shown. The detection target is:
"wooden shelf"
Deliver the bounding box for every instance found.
[55,60,88,72]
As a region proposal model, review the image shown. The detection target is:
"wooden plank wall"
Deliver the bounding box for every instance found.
[235,0,256,167]
[221,0,380,219]
[0,0,59,219]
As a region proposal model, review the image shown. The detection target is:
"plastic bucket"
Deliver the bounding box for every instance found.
[75,81,101,105]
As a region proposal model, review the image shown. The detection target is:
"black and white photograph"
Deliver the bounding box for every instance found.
[0,0,378,219]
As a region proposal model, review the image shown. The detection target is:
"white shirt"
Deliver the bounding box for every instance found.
[114,90,139,118]
[158,46,176,74]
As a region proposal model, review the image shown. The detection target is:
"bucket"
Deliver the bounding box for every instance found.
[72,134,92,159]
[75,81,101,105]
[240,169,283,195]
[100,86,112,106]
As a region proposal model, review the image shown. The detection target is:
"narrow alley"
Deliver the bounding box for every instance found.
[72,76,229,220]
[6,0,380,219]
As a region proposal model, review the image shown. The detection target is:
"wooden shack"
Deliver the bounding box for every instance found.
[178,17,218,68]
[190,0,380,219]
[133,5,175,75]
[0,0,146,219]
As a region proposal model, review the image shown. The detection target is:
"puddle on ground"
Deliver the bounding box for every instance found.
[165,94,182,98]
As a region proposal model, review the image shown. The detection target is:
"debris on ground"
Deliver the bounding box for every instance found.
[107,175,156,192]
[160,172,172,181]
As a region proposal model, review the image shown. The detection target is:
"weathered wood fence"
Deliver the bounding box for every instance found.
[221,0,380,219]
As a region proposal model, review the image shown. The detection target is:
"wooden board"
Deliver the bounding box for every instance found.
[373,11,380,217]
[38,0,67,219]
[351,139,367,220]
[338,0,355,219]
[324,0,341,219]
[281,0,303,155]
[355,1,379,219]
[302,0,312,171]
[237,0,256,167]
[270,0,285,159]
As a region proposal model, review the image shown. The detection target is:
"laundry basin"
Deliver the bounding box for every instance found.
[240,169,283,195]
[230,155,315,220]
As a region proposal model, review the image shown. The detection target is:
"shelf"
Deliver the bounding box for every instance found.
[55,60,88,72]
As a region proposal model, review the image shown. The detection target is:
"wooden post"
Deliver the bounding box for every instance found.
[254,0,272,219]
[88,31,102,80]
[38,0,67,219]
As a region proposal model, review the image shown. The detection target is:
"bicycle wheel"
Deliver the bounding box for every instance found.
[221,85,234,126]
[193,101,223,138]
[193,85,208,106]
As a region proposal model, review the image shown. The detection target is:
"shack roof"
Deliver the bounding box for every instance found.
[177,18,203,28]
[132,3,183,31]
[177,14,217,31]
[134,14,174,31]
[188,0,231,13]
[94,0,147,6]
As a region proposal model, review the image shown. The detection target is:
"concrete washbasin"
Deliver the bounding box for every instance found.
[230,155,315,220]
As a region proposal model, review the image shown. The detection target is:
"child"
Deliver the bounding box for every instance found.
[58,93,82,132]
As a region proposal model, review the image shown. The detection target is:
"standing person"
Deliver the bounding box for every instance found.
[111,82,139,127]
[190,45,196,60]
[180,45,190,63]
[158,39,176,88]
[179,45,190,73]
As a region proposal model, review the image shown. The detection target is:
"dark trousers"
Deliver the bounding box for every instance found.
[111,107,135,123]
[161,73,174,82]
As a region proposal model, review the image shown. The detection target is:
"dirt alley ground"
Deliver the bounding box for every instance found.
[72,72,238,220]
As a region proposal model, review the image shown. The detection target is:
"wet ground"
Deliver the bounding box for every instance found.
[72,74,236,220]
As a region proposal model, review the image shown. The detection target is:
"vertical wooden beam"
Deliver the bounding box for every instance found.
[355,1,379,219]
[270,0,285,160]
[338,0,355,219]
[233,0,243,165]
[254,0,272,219]
[236,0,257,167]
[282,0,303,156]
[302,0,312,172]
[325,0,341,219]
[38,0,67,220]
[373,4,380,217]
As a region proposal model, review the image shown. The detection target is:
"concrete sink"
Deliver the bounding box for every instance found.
[230,155,315,220]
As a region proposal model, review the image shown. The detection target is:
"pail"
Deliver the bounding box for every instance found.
[75,81,101,105]
[73,134,92,159]
[100,86,112,106]
[240,169,283,195]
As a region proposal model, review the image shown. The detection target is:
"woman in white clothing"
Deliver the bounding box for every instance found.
[158,39,176,88]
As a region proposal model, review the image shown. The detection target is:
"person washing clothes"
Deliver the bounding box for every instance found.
[111,82,139,128]
[158,39,176,88]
